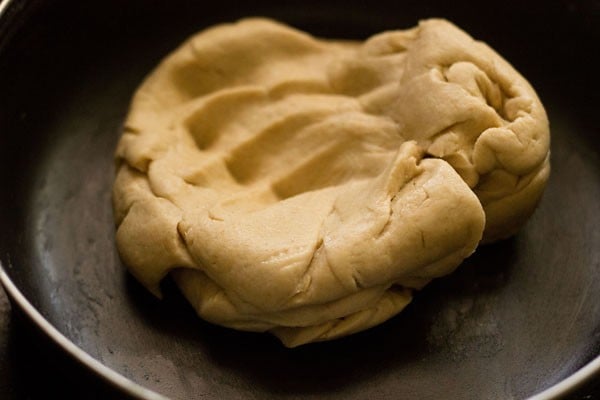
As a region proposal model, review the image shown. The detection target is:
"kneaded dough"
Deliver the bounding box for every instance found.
[113,18,550,347]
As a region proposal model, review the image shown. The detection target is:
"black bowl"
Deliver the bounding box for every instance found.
[1,1,599,399]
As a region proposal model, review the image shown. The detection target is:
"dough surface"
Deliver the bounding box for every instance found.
[113,18,549,347]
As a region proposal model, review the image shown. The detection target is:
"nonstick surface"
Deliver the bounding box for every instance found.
[1,1,599,399]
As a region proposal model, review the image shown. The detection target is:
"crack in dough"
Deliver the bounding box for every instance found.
[113,18,549,347]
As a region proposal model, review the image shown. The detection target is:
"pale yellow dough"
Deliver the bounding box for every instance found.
[113,18,550,347]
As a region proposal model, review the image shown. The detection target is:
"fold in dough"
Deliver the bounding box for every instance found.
[113,18,549,347]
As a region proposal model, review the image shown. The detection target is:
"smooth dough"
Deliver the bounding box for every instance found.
[113,18,550,347]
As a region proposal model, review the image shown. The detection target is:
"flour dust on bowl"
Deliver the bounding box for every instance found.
[0,1,598,399]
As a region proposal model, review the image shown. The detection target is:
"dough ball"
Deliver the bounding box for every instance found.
[113,18,549,347]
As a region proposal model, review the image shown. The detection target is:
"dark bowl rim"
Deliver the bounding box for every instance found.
[0,266,168,400]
